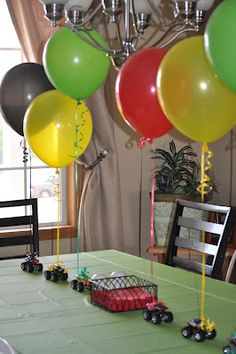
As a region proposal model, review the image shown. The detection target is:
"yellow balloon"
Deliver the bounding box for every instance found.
[157,36,236,143]
[24,90,92,168]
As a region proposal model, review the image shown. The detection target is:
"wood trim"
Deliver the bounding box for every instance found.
[0,226,76,241]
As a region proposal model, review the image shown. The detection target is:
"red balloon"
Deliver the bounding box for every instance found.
[115,48,173,139]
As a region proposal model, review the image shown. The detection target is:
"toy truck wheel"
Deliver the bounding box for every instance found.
[26,262,34,273]
[71,280,78,290]
[163,311,174,323]
[151,313,162,325]
[143,310,152,321]
[60,272,68,281]
[51,272,58,282]
[206,329,216,340]
[223,345,232,354]
[44,270,51,280]
[37,263,43,272]
[194,330,205,342]
[78,282,85,292]
[181,326,193,338]
[21,262,27,271]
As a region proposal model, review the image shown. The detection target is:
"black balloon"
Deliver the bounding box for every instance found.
[0,62,54,136]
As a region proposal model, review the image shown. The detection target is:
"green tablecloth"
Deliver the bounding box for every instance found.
[0,250,235,354]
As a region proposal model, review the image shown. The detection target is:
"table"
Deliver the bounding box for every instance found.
[0,250,235,354]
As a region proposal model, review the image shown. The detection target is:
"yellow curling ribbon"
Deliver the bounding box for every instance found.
[51,168,61,266]
[197,143,213,323]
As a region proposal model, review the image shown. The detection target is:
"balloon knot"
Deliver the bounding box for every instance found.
[137,137,153,149]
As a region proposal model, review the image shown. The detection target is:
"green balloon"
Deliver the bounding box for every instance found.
[204,0,236,93]
[43,28,110,100]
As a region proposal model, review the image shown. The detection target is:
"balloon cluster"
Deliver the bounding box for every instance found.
[115,0,236,144]
[0,28,110,168]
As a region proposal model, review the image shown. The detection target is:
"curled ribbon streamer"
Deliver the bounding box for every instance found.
[137,137,153,149]
[20,141,28,163]
[74,102,88,155]
[197,142,214,200]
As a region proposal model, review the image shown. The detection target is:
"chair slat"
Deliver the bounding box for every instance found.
[173,256,212,276]
[0,216,32,228]
[175,237,218,256]
[178,216,224,235]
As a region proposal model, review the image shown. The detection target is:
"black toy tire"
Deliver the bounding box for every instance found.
[61,272,68,281]
[223,345,232,354]
[21,262,27,271]
[194,330,206,342]
[143,310,152,321]
[37,263,43,272]
[71,280,78,290]
[181,326,193,338]
[78,282,85,292]
[151,313,162,325]
[26,262,34,273]
[163,311,174,323]
[206,329,216,340]
[51,271,58,282]
[44,270,51,280]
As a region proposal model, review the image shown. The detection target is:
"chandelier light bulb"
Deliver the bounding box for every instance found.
[39,0,68,4]
[131,0,161,14]
[64,0,93,12]
[196,0,215,11]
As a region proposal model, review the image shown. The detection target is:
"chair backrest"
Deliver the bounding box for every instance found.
[165,199,235,279]
[0,198,39,260]
[225,249,236,284]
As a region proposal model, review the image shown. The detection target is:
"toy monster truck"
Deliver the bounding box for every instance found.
[21,253,43,273]
[71,266,91,292]
[223,332,236,354]
[143,300,174,325]
[181,318,216,342]
[44,261,68,282]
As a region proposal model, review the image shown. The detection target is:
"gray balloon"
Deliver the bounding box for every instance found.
[0,62,54,136]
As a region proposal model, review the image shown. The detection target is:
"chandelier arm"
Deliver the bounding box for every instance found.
[160,27,199,48]
[130,0,139,36]
[144,22,185,49]
[115,21,125,52]
[70,25,117,54]
[124,0,131,56]
[75,2,103,28]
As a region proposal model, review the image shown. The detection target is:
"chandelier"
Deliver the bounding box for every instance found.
[39,0,215,68]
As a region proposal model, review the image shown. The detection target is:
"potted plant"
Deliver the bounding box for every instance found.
[150,140,217,247]
[151,140,216,201]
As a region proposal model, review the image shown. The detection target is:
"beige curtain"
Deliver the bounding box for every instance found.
[6,0,125,252]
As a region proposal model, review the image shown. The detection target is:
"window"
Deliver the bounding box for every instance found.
[0,1,67,226]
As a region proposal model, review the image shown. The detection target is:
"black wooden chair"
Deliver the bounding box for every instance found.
[165,199,235,280]
[0,198,39,260]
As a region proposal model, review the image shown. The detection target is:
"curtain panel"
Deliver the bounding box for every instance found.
[6,0,125,252]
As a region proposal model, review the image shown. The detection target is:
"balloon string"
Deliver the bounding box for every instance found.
[74,102,81,275]
[150,141,155,277]
[197,143,213,322]
[51,169,61,265]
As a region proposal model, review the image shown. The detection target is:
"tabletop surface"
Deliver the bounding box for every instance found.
[0,250,235,354]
